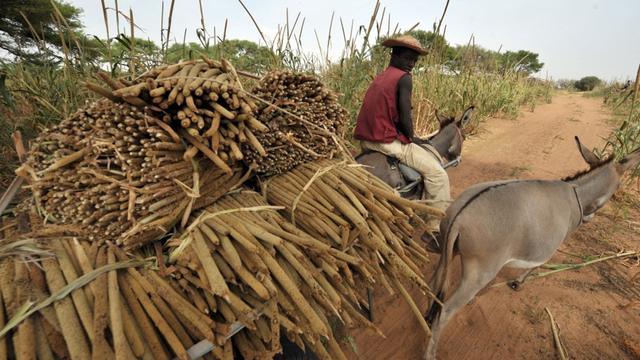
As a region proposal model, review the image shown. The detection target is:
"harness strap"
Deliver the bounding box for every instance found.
[572,185,584,227]
[416,142,446,167]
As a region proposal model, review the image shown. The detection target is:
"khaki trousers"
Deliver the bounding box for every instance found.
[362,140,451,230]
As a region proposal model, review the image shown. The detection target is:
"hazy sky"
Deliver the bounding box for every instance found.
[72,0,639,81]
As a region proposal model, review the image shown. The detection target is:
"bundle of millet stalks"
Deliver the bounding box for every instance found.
[88,58,269,172]
[17,99,248,248]
[1,56,441,359]
[241,70,350,176]
[264,159,445,335]
[0,234,232,359]
[167,191,383,360]
[0,191,382,360]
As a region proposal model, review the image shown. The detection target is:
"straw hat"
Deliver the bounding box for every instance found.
[381,35,427,55]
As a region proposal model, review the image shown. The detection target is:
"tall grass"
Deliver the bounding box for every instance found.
[318,40,551,138]
[0,0,553,184]
[323,59,552,138]
[599,65,640,178]
[0,60,100,187]
[267,2,553,138]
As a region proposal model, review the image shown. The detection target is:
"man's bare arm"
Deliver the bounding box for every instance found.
[397,74,414,140]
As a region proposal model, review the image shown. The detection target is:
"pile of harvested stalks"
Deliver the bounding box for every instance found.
[18,99,248,248]
[0,236,233,360]
[1,162,440,359]
[242,70,349,175]
[264,159,444,334]
[1,57,442,359]
[89,58,269,170]
[167,191,382,360]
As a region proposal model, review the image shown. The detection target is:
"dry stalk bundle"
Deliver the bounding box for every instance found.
[90,58,269,171]
[242,70,349,175]
[0,232,237,360]
[18,99,247,248]
[167,190,379,360]
[264,159,444,333]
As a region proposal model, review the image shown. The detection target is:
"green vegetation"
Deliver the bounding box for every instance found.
[0,0,84,62]
[596,73,639,178]
[555,79,577,91]
[166,40,276,73]
[0,1,554,184]
[322,28,551,136]
[575,76,602,91]
[395,30,544,76]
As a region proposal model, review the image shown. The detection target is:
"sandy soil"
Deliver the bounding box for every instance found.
[343,93,640,360]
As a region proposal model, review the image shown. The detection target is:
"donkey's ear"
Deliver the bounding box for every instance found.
[574,136,600,167]
[435,110,448,127]
[458,106,475,129]
[616,148,640,175]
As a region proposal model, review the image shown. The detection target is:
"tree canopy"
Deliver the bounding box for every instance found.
[407,30,447,51]
[375,30,544,76]
[0,0,84,61]
[0,1,545,79]
[166,39,276,74]
[575,76,602,91]
[499,50,544,75]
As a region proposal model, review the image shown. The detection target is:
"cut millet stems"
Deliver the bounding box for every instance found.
[91,246,114,358]
[41,257,91,360]
[120,272,187,360]
[107,247,136,359]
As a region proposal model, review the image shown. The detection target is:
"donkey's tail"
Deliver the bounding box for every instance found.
[425,224,459,325]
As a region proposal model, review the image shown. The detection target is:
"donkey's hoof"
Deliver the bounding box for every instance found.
[508,281,523,291]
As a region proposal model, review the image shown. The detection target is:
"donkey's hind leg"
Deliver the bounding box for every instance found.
[508,267,537,291]
[425,258,503,360]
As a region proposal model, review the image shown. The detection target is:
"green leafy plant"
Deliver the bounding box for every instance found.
[575,76,602,91]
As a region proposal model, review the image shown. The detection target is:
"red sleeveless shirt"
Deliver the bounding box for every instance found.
[353,66,410,144]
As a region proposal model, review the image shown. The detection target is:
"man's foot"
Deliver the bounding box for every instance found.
[421,232,441,253]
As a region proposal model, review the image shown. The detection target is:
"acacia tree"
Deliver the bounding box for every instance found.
[166,39,276,74]
[0,0,84,62]
[407,29,456,64]
[575,76,601,91]
[449,45,502,73]
[500,50,544,75]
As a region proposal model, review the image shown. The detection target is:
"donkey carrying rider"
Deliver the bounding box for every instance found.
[353,35,451,234]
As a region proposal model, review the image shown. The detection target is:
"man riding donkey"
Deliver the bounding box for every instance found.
[354,35,451,236]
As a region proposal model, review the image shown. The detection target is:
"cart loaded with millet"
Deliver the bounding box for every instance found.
[0,57,442,360]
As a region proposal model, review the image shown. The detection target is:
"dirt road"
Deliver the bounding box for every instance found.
[344,93,640,359]
[449,92,615,188]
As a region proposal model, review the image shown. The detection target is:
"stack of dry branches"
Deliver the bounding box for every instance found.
[1,58,441,359]
[264,159,444,334]
[167,191,383,360]
[18,99,248,248]
[0,235,233,359]
[242,70,349,175]
[89,58,269,171]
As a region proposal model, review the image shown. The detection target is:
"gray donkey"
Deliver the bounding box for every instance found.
[424,137,640,360]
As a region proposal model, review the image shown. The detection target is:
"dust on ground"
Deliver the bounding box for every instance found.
[342,93,640,360]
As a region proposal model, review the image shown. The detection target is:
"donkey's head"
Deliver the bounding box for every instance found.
[427,106,475,162]
[570,136,640,220]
